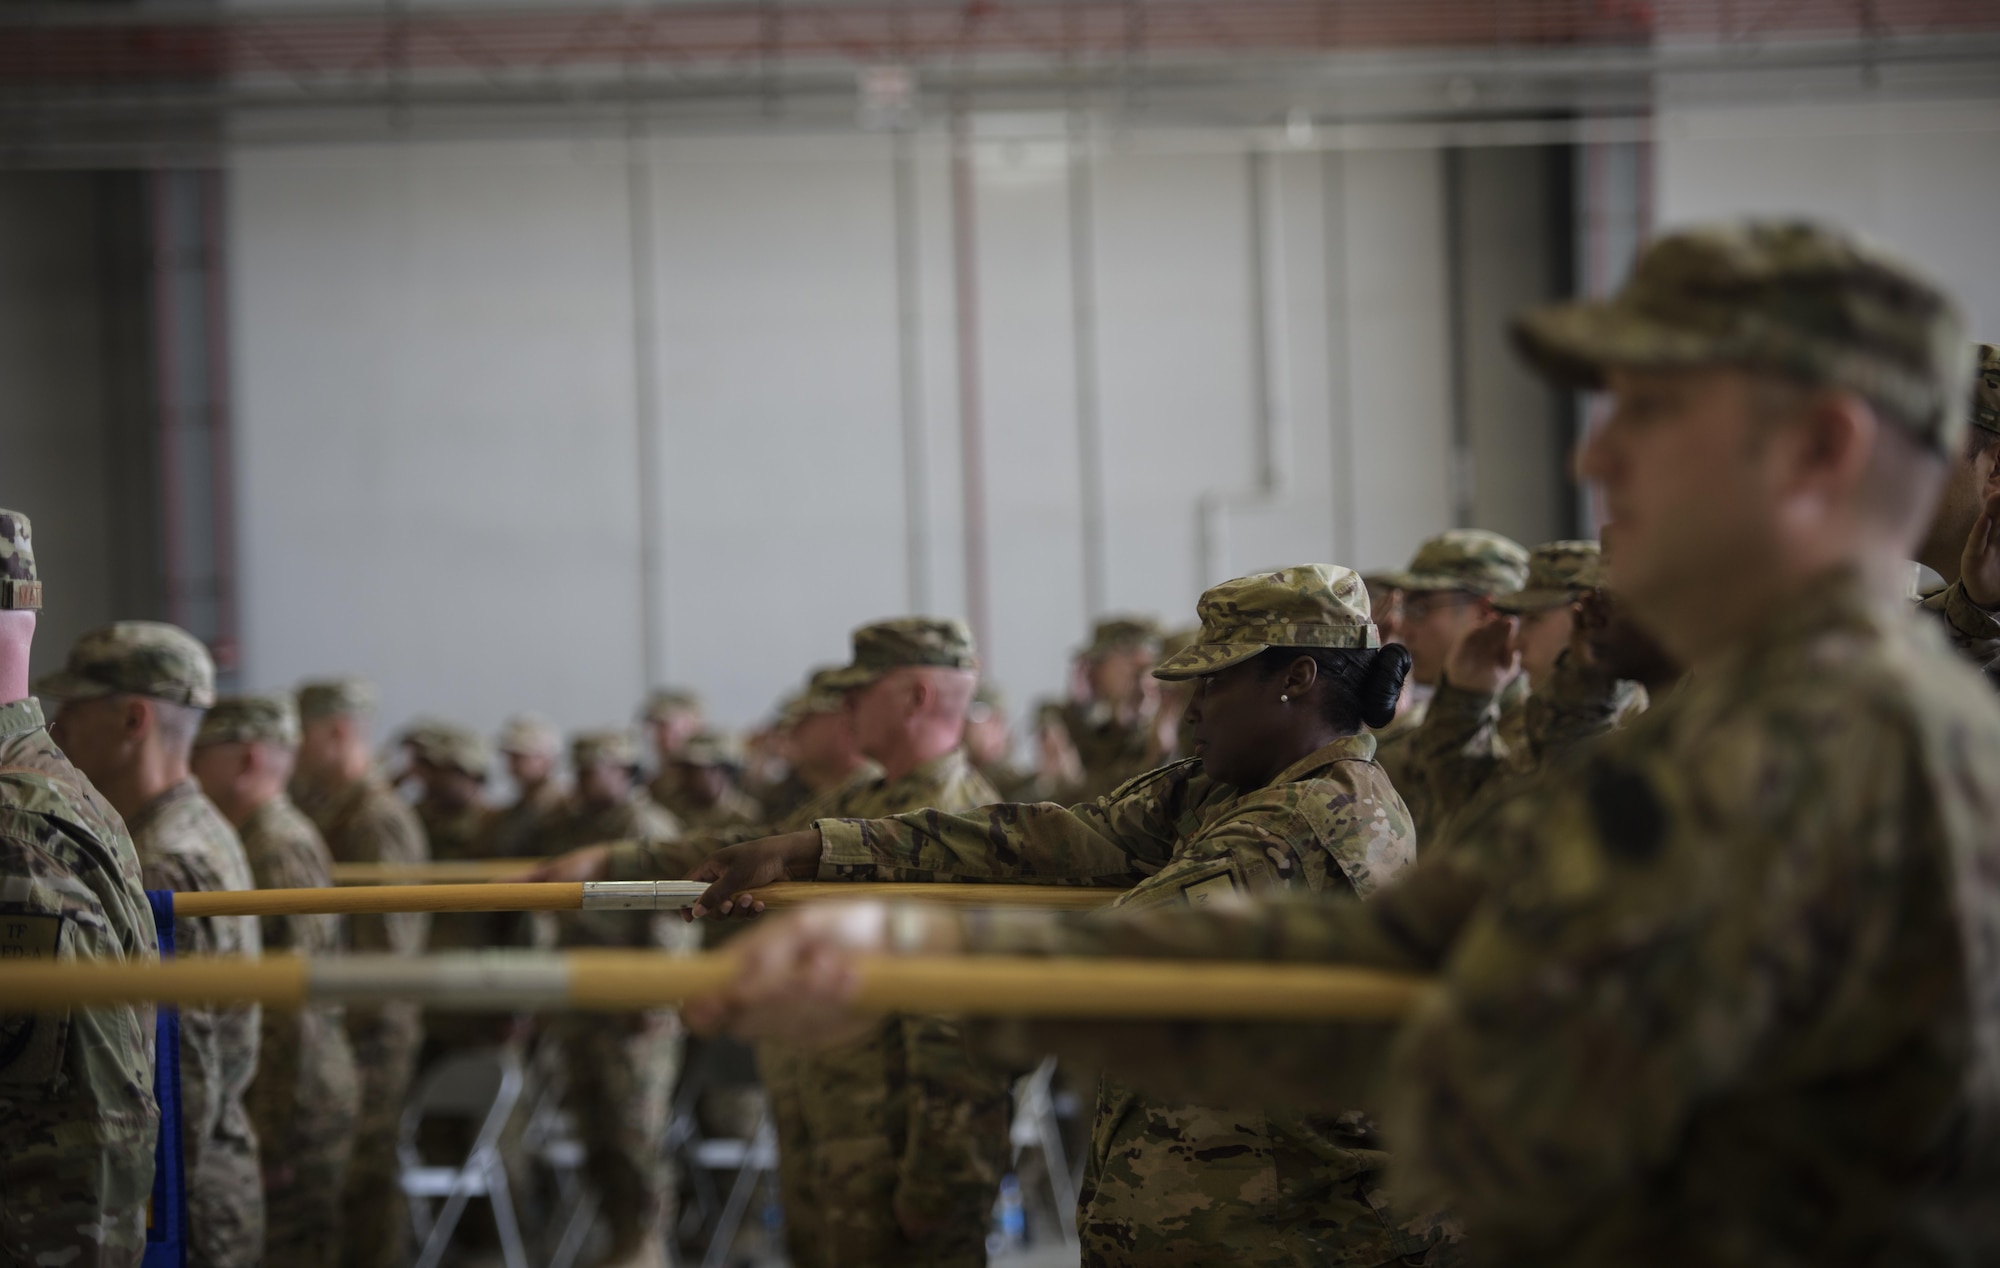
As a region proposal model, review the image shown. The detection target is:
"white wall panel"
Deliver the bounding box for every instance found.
[230,141,647,740]
[1657,98,2000,340]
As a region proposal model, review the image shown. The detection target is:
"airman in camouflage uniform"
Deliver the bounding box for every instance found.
[651,621,1008,1268]
[640,687,706,822]
[0,510,159,1268]
[1050,616,1165,800]
[489,713,567,860]
[410,724,515,1048]
[294,677,429,1268]
[965,683,1035,801]
[1368,530,1529,798]
[192,694,360,1268]
[698,571,1433,1265]
[1400,541,1626,834]
[1915,342,2000,682]
[753,671,859,825]
[667,730,765,834]
[700,222,2000,1267]
[41,623,264,1268]
[544,729,686,1267]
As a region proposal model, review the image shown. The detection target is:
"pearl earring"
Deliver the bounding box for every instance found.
[1280,694,1289,703]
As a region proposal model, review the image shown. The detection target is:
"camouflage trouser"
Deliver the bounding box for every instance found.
[559,1010,681,1245]
[190,1108,264,1268]
[1077,1086,1444,1268]
[786,1020,998,1268]
[255,1007,361,1268]
[757,1040,823,1267]
[341,1004,423,1268]
[264,1120,357,1268]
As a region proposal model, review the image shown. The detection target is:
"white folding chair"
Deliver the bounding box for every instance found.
[398,1046,530,1268]
[1008,1058,1081,1247]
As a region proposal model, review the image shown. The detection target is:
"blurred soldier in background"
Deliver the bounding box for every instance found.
[1915,342,2000,682]
[1051,616,1163,798]
[964,683,1033,800]
[294,677,430,1268]
[543,730,686,1268]
[0,510,158,1267]
[489,712,567,860]
[1367,530,1529,789]
[667,730,764,833]
[193,693,359,1268]
[755,668,877,825]
[641,687,706,822]
[44,622,265,1268]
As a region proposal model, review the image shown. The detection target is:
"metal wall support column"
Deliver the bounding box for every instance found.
[627,125,667,688]
[1067,110,1107,619]
[892,126,931,613]
[1441,146,1476,530]
[950,106,992,654]
[1321,149,1357,565]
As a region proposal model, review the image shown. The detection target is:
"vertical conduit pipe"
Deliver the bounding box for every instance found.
[200,167,240,675]
[149,171,187,630]
[1321,149,1357,567]
[950,106,992,656]
[893,127,931,612]
[627,124,666,688]
[1195,148,1291,587]
[1067,110,1107,619]
[1441,146,1476,529]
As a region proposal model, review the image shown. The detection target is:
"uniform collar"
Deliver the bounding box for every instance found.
[0,696,45,739]
[128,776,203,836]
[1265,732,1378,788]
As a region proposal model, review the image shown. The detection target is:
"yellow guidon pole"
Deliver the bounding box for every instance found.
[0,949,1431,1020]
[174,881,1124,919]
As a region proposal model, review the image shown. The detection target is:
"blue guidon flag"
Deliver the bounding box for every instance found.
[143,892,188,1268]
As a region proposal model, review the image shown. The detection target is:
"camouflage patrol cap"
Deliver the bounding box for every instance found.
[0,509,41,612]
[36,621,216,709]
[572,729,641,771]
[496,712,560,757]
[1155,626,1200,666]
[1154,564,1379,682]
[1081,616,1162,659]
[1492,540,1604,614]
[674,730,744,769]
[1513,220,1971,453]
[1973,343,1999,437]
[413,723,492,779]
[1378,530,1530,597]
[972,683,1007,714]
[641,688,703,724]
[297,678,377,722]
[820,618,979,692]
[194,693,300,749]
[781,666,854,725]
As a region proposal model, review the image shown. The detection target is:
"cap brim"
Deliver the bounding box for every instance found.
[32,671,113,703]
[1152,642,1269,682]
[1512,300,1734,391]
[1491,587,1584,614]
[814,664,878,693]
[1377,571,1504,596]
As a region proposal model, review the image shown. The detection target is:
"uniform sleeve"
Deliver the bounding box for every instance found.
[1920,581,2000,685]
[1523,651,1639,770]
[951,858,1481,1113]
[815,764,1201,886]
[1402,678,1507,836]
[607,831,754,881]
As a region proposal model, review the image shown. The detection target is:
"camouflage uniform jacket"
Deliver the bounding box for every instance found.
[645,767,703,825]
[313,775,428,1041]
[800,751,1010,1233]
[1403,653,1645,842]
[237,796,359,1208]
[1054,700,1159,801]
[485,779,566,861]
[605,763,886,882]
[676,786,765,836]
[543,793,684,949]
[129,780,264,1268]
[1918,578,2000,687]
[818,737,1426,1264]
[0,697,158,1266]
[957,570,2000,1267]
[417,799,502,949]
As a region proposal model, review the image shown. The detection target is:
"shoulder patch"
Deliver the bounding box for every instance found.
[1587,764,1668,863]
[0,911,68,1087]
